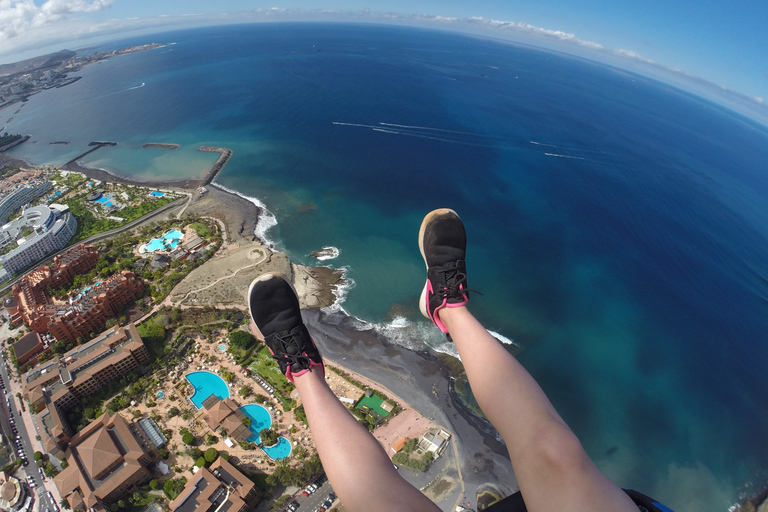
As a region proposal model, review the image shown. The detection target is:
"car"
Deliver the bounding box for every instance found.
[316,507,325,512]
[22,459,28,467]
[302,490,310,497]
[328,493,336,501]
[323,500,332,508]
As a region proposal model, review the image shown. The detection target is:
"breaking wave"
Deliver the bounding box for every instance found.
[210,183,278,248]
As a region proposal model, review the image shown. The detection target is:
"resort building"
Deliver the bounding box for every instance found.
[18,269,143,343]
[169,457,260,512]
[23,324,150,454]
[13,244,99,311]
[201,396,252,443]
[3,296,23,327]
[11,331,55,366]
[0,203,77,280]
[54,412,157,512]
[0,174,51,223]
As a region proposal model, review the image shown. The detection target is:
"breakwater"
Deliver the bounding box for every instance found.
[198,146,232,186]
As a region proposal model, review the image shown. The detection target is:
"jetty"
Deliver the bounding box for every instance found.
[64,141,117,166]
[0,135,29,152]
[198,146,232,186]
[143,143,180,149]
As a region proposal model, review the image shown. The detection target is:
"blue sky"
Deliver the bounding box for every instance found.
[1,0,767,117]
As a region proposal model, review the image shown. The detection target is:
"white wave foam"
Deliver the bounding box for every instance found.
[321,267,354,315]
[371,315,446,352]
[487,329,523,350]
[311,246,340,261]
[371,128,400,134]
[210,183,278,248]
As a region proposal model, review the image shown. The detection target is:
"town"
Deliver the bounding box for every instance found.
[0,166,456,512]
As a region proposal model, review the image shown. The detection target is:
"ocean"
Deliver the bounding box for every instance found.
[3,23,768,511]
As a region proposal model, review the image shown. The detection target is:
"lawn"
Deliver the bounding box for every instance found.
[249,346,295,398]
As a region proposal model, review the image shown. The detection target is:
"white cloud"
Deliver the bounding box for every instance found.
[613,48,655,64]
[0,0,113,40]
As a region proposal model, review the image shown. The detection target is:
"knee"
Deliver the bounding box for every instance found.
[524,420,593,476]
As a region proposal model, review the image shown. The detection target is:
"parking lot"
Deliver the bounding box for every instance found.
[286,475,337,512]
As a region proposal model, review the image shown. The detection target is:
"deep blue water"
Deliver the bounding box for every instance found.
[4,23,768,511]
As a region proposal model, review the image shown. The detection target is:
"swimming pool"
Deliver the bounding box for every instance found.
[140,229,184,253]
[157,391,165,398]
[240,404,272,442]
[151,191,165,197]
[239,404,292,459]
[218,344,227,352]
[186,371,230,409]
[262,437,292,460]
[96,194,113,204]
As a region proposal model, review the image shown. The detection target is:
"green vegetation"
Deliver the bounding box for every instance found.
[204,448,219,463]
[259,428,279,447]
[269,496,292,512]
[182,432,195,445]
[392,438,434,472]
[205,434,218,446]
[250,346,296,408]
[219,366,234,383]
[227,330,258,366]
[239,385,252,398]
[163,477,187,500]
[294,405,307,424]
[229,330,255,350]
[265,455,323,487]
[189,222,210,238]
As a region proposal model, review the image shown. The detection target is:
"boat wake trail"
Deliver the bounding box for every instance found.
[92,83,146,100]
[332,121,513,148]
[530,140,606,162]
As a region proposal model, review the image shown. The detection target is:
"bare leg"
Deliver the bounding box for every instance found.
[294,369,440,512]
[439,306,638,512]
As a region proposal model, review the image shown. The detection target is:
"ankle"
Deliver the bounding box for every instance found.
[436,305,466,332]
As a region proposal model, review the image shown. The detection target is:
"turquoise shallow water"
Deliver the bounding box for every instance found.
[4,23,768,511]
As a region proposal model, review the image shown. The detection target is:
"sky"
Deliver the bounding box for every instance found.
[1,0,767,119]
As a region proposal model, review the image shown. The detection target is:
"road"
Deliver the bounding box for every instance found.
[0,356,58,512]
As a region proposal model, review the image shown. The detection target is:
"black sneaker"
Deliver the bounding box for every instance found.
[418,208,473,333]
[247,272,324,383]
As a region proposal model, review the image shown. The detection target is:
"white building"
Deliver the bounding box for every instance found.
[0,179,52,223]
[0,203,77,280]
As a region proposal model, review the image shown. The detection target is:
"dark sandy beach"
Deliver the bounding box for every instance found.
[304,308,519,506]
